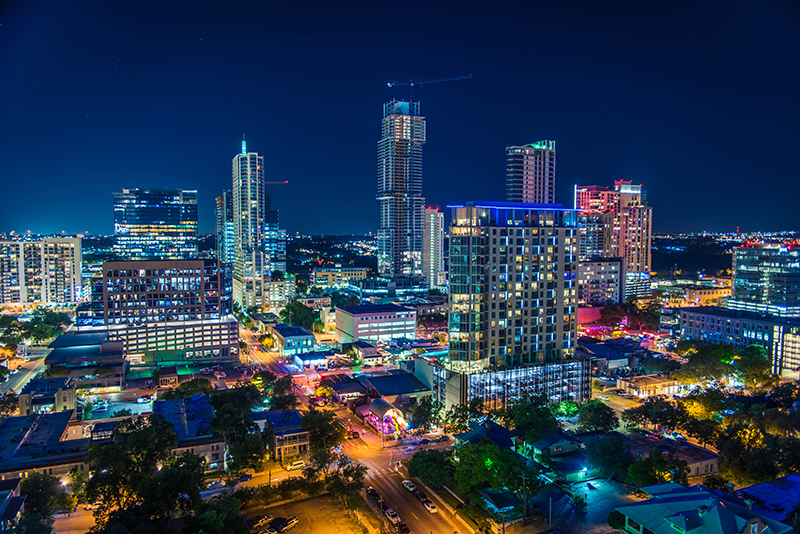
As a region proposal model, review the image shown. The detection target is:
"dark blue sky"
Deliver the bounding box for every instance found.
[1,0,798,236]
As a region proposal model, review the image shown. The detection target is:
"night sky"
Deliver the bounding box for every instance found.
[1,1,798,236]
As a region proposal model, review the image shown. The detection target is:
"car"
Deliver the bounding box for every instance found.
[10,368,19,375]
[214,371,227,378]
[419,438,431,445]
[136,397,149,403]
[395,522,411,534]
[435,435,450,442]
[598,395,609,401]
[212,365,223,371]
[384,508,401,524]
[281,517,299,531]
[348,430,360,439]
[207,479,224,489]
[238,474,253,482]
[285,460,306,471]
[366,487,381,502]
[412,489,427,502]
[401,479,417,492]
[423,500,438,513]
[200,368,213,375]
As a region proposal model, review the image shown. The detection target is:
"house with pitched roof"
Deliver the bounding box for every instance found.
[614,483,791,534]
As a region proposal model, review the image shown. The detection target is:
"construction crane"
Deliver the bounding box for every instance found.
[386,74,473,101]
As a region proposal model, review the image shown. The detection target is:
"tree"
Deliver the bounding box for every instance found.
[160,378,213,400]
[702,474,730,492]
[301,408,346,477]
[607,510,626,530]
[444,397,485,434]
[407,395,442,434]
[642,358,681,375]
[324,455,369,508]
[626,449,688,487]
[30,323,57,344]
[112,409,132,418]
[679,388,740,420]
[271,270,284,280]
[312,319,324,333]
[599,304,626,327]
[578,400,619,432]
[554,400,580,418]
[228,433,267,471]
[408,449,455,487]
[682,418,721,448]
[45,365,70,378]
[183,493,248,534]
[736,345,779,391]
[296,280,309,295]
[20,472,75,517]
[68,467,89,503]
[278,301,317,330]
[585,434,634,479]
[0,392,18,419]
[495,392,557,443]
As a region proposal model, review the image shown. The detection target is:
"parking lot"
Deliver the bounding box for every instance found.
[246,494,377,534]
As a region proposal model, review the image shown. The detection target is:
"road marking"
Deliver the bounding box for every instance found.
[411,512,419,520]
[13,358,45,393]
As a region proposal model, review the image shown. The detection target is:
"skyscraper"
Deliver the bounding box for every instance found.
[232,138,285,308]
[215,191,234,265]
[377,100,426,280]
[113,188,198,260]
[423,207,445,290]
[506,140,557,204]
[576,180,652,298]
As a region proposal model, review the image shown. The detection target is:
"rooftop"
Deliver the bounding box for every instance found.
[678,306,800,326]
[0,411,89,471]
[622,374,677,386]
[259,410,303,431]
[272,324,314,338]
[20,377,72,396]
[364,372,430,397]
[740,474,800,522]
[336,304,413,315]
[152,394,216,442]
[616,483,791,534]
[49,331,109,348]
[454,419,519,450]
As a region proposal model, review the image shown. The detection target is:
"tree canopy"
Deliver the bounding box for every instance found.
[578,400,619,432]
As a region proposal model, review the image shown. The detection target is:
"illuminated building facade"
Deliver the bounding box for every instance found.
[0,238,82,305]
[215,191,235,265]
[423,207,446,290]
[726,244,800,318]
[377,100,426,280]
[578,257,624,306]
[506,140,556,204]
[576,180,652,298]
[448,201,580,372]
[232,139,286,308]
[113,188,198,260]
[80,259,238,365]
[312,267,369,288]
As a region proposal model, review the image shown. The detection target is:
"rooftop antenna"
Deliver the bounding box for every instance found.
[241,134,247,155]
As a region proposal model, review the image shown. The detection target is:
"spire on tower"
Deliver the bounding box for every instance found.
[241,134,246,155]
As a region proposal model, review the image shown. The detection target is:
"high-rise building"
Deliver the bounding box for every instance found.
[415,200,590,410]
[726,244,800,317]
[215,191,234,265]
[78,259,238,366]
[506,141,556,204]
[423,207,446,290]
[0,237,82,305]
[232,138,286,308]
[113,188,198,260]
[377,100,426,280]
[576,180,652,298]
[578,257,624,306]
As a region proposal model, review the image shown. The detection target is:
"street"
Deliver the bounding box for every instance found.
[1,352,47,395]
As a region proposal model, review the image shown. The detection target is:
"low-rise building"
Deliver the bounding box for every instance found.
[262,276,297,310]
[0,478,24,532]
[334,304,417,343]
[18,377,76,417]
[295,296,331,310]
[46,332,126,392]
[616,374,684,398]
[577,338,628,374]
[312,267,369,289]
[153,394,224,471]
[632,438,719,479]
[678,306,800,375]
[363,371,431,406]
[352,340,380,365]
[271,324,315,356]
[253,410,309,461]
[330,381,367,403]
[614,482,791,534]
[0,410,90,483]
[454,419,519,450]
[526,431,582,459]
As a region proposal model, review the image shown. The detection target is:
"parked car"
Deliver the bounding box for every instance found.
[366,487,381,502]
[401,480,417,492]
[136,397,149,404]
[395,522,411,534]
[212,365,223,371]
[598,395,609,401]
[435,435,450,442]
[384,509,401,524]
[238,474,253,482]
[214,371,227,379]
[419,438,431,445]
[281,517,299,531]
[200,368,213,375]
[207,479,224,489]
[286,460,306,471]
[412,489,427,502]
[423,500,438,513]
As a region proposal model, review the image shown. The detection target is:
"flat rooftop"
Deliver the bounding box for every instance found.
[677,306,800,325]
[623,374,676,386]
[0,411,89,470]
[20,377,71,396]
[152,394,216,442]
[336,304,413,315]
[272,324,314,337]
[364,372,430,396]
[49,331,109,348]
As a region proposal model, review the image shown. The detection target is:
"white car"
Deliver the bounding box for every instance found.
[401,480,417,492]
[423,500,438,513]
[384,509,401,524]
[214,371,227,378]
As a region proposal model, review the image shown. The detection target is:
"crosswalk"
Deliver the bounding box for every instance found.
[363,465,403,480]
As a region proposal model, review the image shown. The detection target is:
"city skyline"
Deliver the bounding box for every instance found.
[1,1,799,237]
